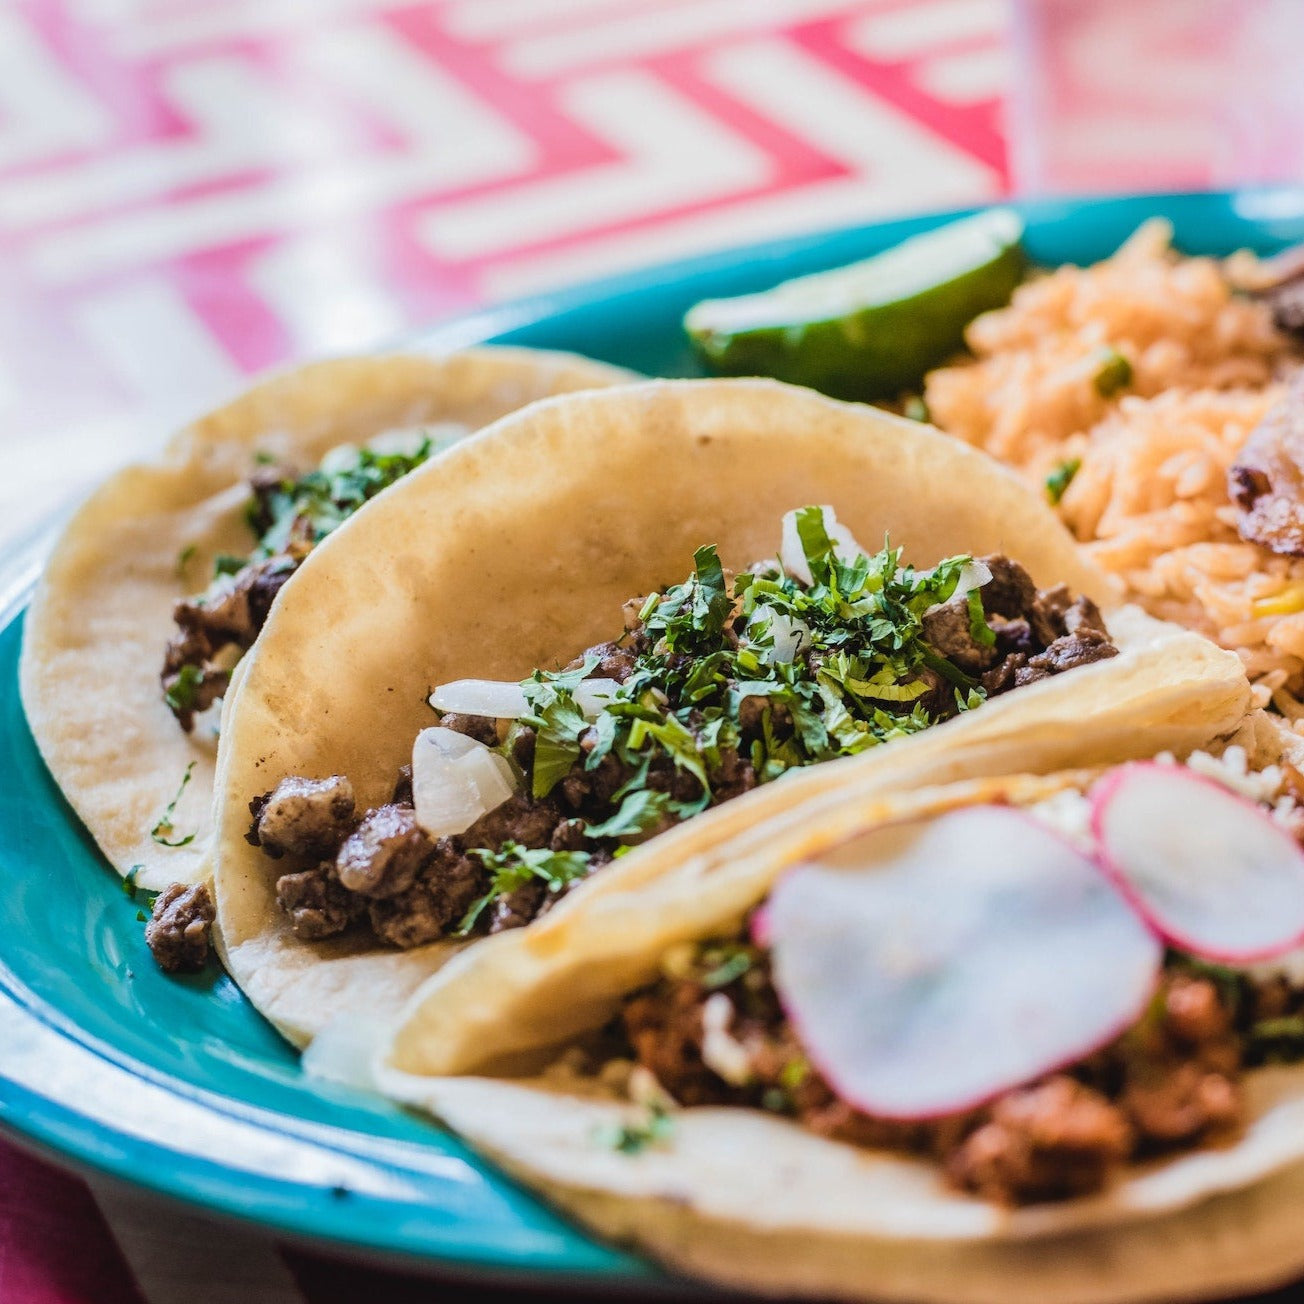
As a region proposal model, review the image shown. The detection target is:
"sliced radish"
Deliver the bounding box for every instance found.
[1091,762,1304,963]
[779,506,867,586]
[428,678,528,718]
[767,806,1161,1120]
[411,726,515,838]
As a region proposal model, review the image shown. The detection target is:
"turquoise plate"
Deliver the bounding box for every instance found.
[4,189,1304,1289]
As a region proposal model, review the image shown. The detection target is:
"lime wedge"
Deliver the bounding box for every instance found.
[684,209,1024,400]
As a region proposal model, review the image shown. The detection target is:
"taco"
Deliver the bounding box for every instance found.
[209,378,1249,1045]
[20,347,633,891]
[381,712,1304,1304]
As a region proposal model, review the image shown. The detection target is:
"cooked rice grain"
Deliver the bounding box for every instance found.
[925,221,1304,710]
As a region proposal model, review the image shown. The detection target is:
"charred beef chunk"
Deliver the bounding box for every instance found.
[249,775,356,859]
[367,840,484,948]
[1229,376,1304,556]
[276,863,361,941]
[390,764,414,805]
[944,562,1118,699]
[335,803,432,898]
[978,555,1039,618]
[146,882,215,973]
[946,1078,1132,1204]
[463,793,565,851]
[438,713,500,747]
[488,879,548,934]
[162,554,301,730]
[711,748,758,803]
[560,748,627,815]
[921,599,999,675]
[571,640,639,683]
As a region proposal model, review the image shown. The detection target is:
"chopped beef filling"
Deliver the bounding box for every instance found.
[1229,374,1304,557]
[145,881,215,973]
[163,550,303,730]
[163,440,437,730]
[248,543,1116,950]
[617,941,1302,1207]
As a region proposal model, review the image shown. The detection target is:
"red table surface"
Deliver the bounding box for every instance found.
[2,1,1300,1301]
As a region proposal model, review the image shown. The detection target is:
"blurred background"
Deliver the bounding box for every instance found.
[3,0,1302,544]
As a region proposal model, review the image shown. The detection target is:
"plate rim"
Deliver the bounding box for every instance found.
[6,185,1304,1287]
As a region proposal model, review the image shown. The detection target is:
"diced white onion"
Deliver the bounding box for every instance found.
[779,506,868,585]
[412,726,516,838]
[700,993,753,1086]
[573,676,620,718]
[429,678,528,719]
[749,610,812,665]
[922,557,993,616]
[318,442,360,475]
[952,558,992,598]
[366,423,466,457]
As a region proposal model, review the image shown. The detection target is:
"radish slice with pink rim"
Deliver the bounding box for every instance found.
[1091,762,1304,963]
[766,806,1162,1121]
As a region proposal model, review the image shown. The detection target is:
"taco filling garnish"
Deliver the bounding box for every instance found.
[163,434,437,731]
[583,748,1304,1207]
[245,506,1117,953]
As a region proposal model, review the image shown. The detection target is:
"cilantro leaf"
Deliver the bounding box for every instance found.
[163,664,205,717]
[457,843,592,934]
[584,788,674,840]
[150,762,198,847]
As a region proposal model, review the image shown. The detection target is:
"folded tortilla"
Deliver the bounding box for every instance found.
[209,377,1250,1048]
[20,347,633,890]
[381,716,1304,1304]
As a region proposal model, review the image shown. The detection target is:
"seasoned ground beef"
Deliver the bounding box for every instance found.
[145,882,215,973]
[922,560,1117,697]
[276,863,360,941]
[248,774,356,858]
[618,946,1287,1206]
[249,554,1117,951]
[163,553,302,730]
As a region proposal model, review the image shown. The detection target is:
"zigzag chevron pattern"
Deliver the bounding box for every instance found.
[0,0,1010,539]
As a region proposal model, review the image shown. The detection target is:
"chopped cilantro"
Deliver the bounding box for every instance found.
[163,664,205,717]
[123,864,158,921]
[1250,1015,1304,1064]
[457,843,592,935]
[247,437,436,559]
[1045,458,1081,506]
[701,947,753,990]
[598,1102,675,1155]
[175,543,197,577]
[584,788,675,840]
[212,553,247,578]
[520,661,595,799]
[503,511,1002,848]
[1092,347,1132,398]
[966,587,997,647]
[150,762,198,847]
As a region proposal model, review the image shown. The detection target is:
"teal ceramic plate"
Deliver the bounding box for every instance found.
[4,189,1304,1289]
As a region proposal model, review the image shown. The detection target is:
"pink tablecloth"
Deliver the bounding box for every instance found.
[0,2,1295,1301]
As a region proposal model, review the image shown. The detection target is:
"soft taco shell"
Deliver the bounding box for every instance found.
[20,347,633,890]
[382,747,1304,1304]
[210,378,1249,1049]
